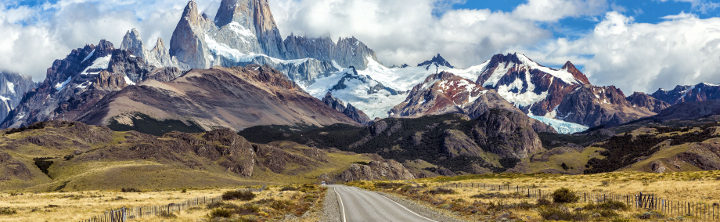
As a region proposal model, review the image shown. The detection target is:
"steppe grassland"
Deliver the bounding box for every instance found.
[0,184,326,222]
[351,170,720,221]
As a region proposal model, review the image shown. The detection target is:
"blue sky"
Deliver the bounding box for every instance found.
[1,0,720,93]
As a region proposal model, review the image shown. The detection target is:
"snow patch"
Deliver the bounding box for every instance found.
[7,82,15,94]
[81,49,95,63]
[55,77,71,91]
[124,75,136,85]
[81,54,112,75]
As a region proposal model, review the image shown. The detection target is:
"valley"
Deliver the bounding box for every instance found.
[1,0,720,221]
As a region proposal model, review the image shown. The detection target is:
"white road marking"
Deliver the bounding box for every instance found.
[334,187,347,222]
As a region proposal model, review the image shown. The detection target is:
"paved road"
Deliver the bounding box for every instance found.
[328,185,438,222]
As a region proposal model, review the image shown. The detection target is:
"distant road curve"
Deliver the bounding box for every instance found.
[328,185,438,222]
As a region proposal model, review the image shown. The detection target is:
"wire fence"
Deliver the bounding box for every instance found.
[79,186,265,222]
[440,182,720,220]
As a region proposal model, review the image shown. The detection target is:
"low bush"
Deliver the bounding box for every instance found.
[121,187,141,192]
[425,188,456,195]
[209,208,233,218]
[280,186,298,191]
[636,211,664,219]
[374,182,405,189]
[158,211,176,218]
[222,190,256,201]
[0,207,16,215]
[536,198,553,206]
[585,200,628,211]
[552,188,579,204]
[471,192,524,199]
[538,206,588,221]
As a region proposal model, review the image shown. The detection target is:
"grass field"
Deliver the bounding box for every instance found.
[350,170,720,221]
[0,184,326,222]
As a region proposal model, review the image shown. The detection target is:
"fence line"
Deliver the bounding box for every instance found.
[440,182,719,220]
[80,187,265,222]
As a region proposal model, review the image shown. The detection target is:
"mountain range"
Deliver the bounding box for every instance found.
[1,0,720,190]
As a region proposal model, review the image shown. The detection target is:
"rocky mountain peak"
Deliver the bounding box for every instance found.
[181,0,202,25]
[651,83,720,105]
[417,53,454,69]
[120,28,144,59]
[561,61,590,85]
[627,91,670,113]
[152,38,166,52]
[214,0,286,58]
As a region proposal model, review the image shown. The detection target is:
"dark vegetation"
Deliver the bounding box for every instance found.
[120,188,142,192]
[240,113,524,173]
[585,124,719,173]
[552,188,579,204]
[0,207,16,215]
[5,121,77,135]
[32,157,54,176]
[221,190,256,201]
[107,112,204,136]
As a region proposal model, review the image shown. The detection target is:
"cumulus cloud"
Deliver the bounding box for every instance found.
[269,0,550,67]
[0,0,221,81]
[512,0,608,22]
[529,11,720,93]
[659,0,720,14]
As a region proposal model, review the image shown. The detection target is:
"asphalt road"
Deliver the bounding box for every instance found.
[328,185,438,222]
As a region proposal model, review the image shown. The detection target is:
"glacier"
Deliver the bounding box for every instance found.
[528,114,589,134]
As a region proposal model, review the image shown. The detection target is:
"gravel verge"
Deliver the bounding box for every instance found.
[320,186,342,222]
[377,191,468,222]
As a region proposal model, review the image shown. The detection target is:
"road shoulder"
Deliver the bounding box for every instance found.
[377,191,468,222]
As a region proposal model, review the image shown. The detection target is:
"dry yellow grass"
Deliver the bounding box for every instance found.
[351,170,720,221]
[0,184,326,222]
[0,188,232,221]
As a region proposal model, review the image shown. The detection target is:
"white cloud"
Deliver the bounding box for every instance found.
[0,0,221,81]
[513,0,609,22]
[659,0,720,14]
[269,0,549,68]
[529,11,720,93]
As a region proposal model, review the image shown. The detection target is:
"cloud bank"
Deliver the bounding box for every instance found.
[1,0,719,94]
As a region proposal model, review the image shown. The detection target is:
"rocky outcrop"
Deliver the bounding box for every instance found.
[390,72,520,119]
[76,65,357,131]
[627,92,670,113]
[556,85,655,127]
[283,35,377,70]
[651,100,720,121]
[337,159,415,182]
[561,61,590,85]
[169,0,214,69]
[417,54,454,70]
[1,40,162,129]
[651,83,720,105]
[120,29,145,59]
[0,72,35,123]
[322,93,371,124]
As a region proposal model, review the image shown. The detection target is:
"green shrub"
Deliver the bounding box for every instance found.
[536,198,553,206]
[280,186,298,191]
[0,207,16,215]
[538,206,588,221]
[222,190,255,201]
[121,187,141,192]
[210,208,233,218]
[374,182,405,189]
[552,188,579,204]
[207,202,239,210]
[636,211,664,219]
[585,200,628,211]
[424,188,456,195]
[269,199,292,211]
[158,211,176,218]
